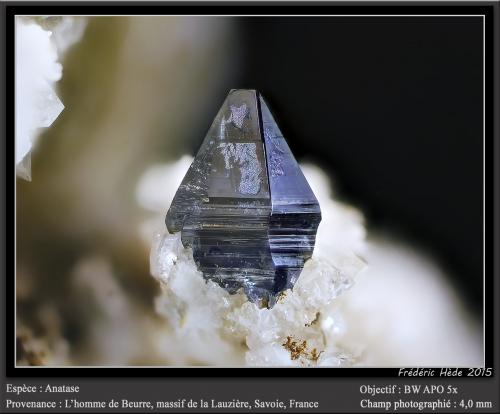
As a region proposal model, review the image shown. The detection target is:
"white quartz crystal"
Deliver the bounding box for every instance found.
[15,17,86,181]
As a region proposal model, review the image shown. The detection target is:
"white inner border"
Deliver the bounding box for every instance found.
[14,14,486,369]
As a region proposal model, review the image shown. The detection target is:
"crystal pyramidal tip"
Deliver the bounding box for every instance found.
[166,89,321,306]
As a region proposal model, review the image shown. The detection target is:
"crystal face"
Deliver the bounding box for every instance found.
[166,89,321,305]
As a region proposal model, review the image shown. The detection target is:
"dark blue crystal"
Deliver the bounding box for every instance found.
[166,89,321,306]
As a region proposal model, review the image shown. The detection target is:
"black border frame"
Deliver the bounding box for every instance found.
[3,1,497,379]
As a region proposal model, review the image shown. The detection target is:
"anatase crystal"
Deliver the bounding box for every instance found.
[166,89,321,306]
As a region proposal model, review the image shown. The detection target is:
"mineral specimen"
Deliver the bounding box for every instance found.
[166,89,321,305]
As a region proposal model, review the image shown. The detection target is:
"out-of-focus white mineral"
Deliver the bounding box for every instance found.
[335,236,483,367]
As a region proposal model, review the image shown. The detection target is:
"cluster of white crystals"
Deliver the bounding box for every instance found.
[15,17,86,180]
[148,158,367,366]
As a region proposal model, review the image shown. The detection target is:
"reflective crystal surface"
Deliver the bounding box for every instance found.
[166,89,321,305]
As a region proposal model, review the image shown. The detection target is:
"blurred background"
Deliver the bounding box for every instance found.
[16,16,483,366]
